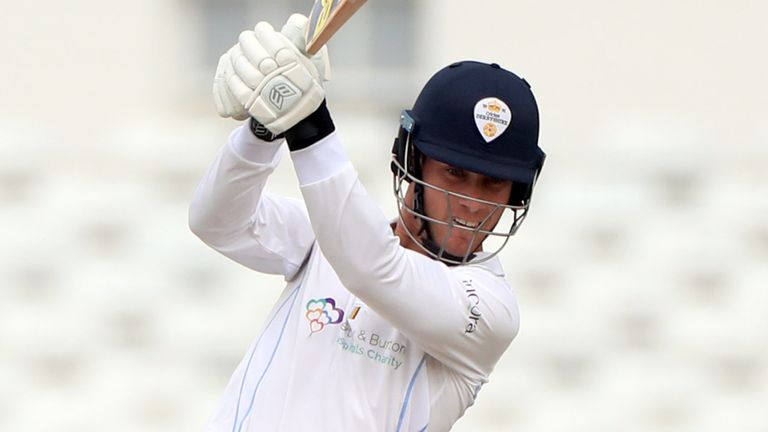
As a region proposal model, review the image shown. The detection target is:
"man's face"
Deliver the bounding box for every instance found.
[402,157,513,258]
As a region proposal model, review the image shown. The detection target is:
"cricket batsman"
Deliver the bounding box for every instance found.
[189,14,546,431]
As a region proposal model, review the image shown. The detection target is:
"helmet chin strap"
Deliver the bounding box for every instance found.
[412,183,477,265]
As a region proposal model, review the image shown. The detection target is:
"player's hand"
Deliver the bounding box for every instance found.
[212,14,331,135]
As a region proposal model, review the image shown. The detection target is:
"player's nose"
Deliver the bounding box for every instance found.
[455,193,486,215]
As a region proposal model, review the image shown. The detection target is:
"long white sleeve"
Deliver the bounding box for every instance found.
[290,133,520,380]
[189,125,315,280]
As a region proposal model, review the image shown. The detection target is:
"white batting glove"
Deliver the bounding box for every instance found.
[213,14,331,134]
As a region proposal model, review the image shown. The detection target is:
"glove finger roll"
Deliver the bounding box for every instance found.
[238,30,272,71]
[258,57,279,76]
[274,46,298,68]
[281,13,309,53]
[255,23,293,59]
[226,61,255,106]
[232,49,265,89]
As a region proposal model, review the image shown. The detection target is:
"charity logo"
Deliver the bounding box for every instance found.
[305,298,345,334]
[474,97,512,143]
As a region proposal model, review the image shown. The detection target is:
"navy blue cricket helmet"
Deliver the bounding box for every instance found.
[409,60,544,185]
[391,60,546,264]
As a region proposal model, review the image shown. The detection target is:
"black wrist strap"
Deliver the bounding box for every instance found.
[285,100,336,152]
[249,118,285,142]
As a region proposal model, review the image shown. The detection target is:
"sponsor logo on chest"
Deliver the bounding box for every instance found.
[462,279,482,334]
[303,296,409,371]
[337,321,407,371]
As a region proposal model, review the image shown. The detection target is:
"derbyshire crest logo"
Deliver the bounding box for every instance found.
[305,298,345,334]
[474,97,512,143]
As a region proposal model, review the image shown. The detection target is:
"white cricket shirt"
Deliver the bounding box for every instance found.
[189,125,521,432]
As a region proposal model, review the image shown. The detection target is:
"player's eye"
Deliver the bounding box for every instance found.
[487,176,506,185]
[446,166,465,177]
[483,176,512,195]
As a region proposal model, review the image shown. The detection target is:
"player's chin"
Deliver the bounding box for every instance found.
[444,232,484,257]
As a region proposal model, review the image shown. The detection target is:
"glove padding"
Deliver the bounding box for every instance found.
[212,14,331,134]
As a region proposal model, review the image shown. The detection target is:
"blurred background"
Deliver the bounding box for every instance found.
[1,0,766,431]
